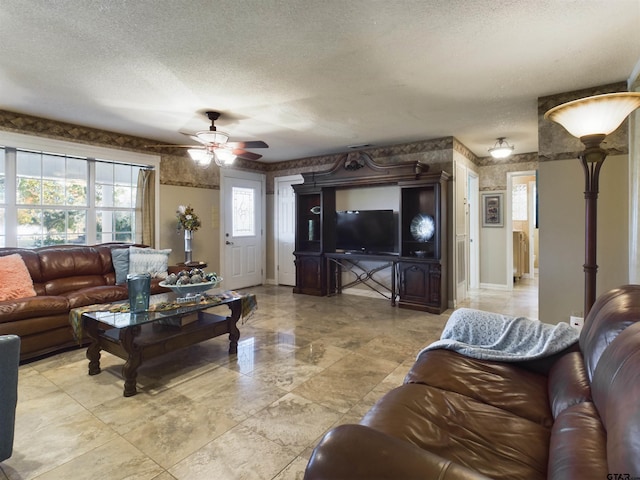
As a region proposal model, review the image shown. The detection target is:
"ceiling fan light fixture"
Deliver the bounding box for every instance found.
[215,148,237,166]
[488,137,515,159]
[188,148,213,167]
[195,130,230,145]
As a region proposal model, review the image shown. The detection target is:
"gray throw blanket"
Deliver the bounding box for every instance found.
[417,308,580,362]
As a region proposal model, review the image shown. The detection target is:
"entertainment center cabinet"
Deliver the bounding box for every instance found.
[293,152,450,313]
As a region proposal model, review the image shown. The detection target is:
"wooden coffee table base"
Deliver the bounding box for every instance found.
[84,299,241,397]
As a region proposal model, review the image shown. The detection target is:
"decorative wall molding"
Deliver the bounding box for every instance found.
[1,108,541,193]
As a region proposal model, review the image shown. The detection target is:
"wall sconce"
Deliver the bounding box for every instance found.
[544,92,640,317]
[488,137,515,159]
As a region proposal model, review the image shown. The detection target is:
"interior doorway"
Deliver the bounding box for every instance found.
[468,171,480,290]
[507,171,538,297]
[274,174,303,286]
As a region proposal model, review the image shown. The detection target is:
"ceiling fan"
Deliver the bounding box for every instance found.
[151,111,268,167]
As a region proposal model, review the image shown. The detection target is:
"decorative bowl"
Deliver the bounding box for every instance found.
[158,277,223,296]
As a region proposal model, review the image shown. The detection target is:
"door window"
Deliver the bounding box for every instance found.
[232,187,255,237]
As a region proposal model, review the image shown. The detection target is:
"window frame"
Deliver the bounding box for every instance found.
[0,130,160,248]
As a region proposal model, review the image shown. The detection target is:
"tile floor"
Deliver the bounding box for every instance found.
[1,278,537,480]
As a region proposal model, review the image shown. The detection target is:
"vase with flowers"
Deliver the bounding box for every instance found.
[176,205,201,264]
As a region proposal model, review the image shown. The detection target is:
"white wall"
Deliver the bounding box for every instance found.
[479,190,508,288]
[539,155,628,324]
[335,185,399,211]
[159,185,221,273]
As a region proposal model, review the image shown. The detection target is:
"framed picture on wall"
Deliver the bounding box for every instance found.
[482,193,503,227]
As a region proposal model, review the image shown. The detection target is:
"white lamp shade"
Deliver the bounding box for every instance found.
[545,92,640,139]
[215,148,237,166]
[488,138,514,159]
[194,130,229,145]
[188,148,213,167]
[489,146,514,159]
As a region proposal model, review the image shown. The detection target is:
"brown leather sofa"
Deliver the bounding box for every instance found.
[305,285,640,480]
[0,243,168,361]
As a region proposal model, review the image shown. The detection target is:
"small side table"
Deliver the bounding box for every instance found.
[168,261,208,274]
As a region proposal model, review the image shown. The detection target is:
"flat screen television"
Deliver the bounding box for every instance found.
[335,209,397,254]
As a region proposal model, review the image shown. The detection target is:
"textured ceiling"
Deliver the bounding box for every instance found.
[1,0,639,162]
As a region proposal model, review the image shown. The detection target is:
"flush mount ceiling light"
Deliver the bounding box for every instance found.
[488,137,515,159]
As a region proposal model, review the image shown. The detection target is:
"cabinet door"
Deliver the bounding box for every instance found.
[399,262,430,303]
[293,254,325,296]
[398,261,443,313]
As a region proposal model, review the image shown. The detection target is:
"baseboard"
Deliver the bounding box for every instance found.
[479,282,510,291]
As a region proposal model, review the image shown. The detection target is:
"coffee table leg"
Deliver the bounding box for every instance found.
[84,318,102,375]
[228,301,242,354]
[120,326,142,397]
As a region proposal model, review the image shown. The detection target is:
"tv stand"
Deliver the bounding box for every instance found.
[325,252,398,305]
[293,152,449,313]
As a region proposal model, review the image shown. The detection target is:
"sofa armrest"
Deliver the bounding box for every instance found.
[304,424,492,480]
[0,334,20,462]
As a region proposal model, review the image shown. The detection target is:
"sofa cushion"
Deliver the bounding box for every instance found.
[111,248,130,285]
[361,383,550,480]
[0,254,36,301]
[548,351,591,419]
[405,349,553,426]
[64,285,128,309]
[580,284,640,381]
[0,296,69,323]
[547,402,607,480]
[128,246,171,279]
[590,322,640,475]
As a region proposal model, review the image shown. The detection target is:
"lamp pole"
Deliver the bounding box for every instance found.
[579,135,607,317]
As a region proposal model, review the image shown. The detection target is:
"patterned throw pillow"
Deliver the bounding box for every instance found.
[0,254,37,301]
[128,246,171,279]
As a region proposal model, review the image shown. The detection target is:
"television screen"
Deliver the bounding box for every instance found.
[335,209,397,254]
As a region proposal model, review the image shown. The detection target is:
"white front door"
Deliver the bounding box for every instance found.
[221,170,265,290]
[275,175,303,286]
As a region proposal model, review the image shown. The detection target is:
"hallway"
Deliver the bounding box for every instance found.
[458,275,539,321]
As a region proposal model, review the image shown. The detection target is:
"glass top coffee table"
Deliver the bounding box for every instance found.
[81,291,245,397]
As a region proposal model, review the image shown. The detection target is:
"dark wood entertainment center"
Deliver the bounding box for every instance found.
[293,152,450,314]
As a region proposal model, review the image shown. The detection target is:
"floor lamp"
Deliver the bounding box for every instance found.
[545,92,640,318]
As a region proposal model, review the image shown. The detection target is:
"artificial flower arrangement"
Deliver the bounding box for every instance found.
[176,205,201,232]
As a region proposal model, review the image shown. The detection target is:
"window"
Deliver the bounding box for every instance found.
[16,150,89,246]
[0,137,157,248]
[232,186,255,237]
[512,183,528,222]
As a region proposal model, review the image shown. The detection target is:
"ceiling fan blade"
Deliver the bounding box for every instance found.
[233,149,263,161]
[227,140,269,149]
[187,134,210,145]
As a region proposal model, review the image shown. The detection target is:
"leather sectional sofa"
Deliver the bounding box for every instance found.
[304,284,640,479]
[0,243,168,361]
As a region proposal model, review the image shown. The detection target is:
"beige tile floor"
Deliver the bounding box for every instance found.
[0,277,537,480]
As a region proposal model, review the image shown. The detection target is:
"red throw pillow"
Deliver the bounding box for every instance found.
[0,254,37,301]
